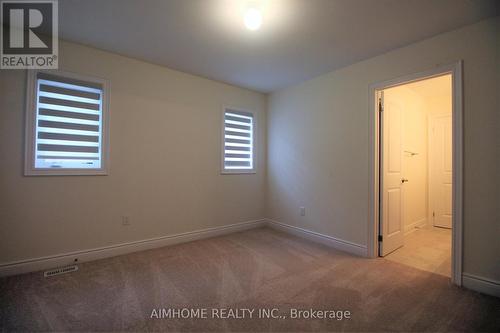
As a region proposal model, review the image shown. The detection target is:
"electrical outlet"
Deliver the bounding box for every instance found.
[122,216,130,226]
[300,206,306,216]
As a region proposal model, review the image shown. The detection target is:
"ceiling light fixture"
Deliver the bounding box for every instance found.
[244,7,262,31]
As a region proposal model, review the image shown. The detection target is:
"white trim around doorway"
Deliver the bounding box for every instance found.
[367,61,463,286]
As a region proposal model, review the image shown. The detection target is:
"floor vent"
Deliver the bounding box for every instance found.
[44,265,78,277]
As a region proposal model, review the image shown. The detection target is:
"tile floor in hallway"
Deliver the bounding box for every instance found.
[384,225,452,277]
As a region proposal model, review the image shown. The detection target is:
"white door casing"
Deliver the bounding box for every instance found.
[380,91,405,256]
[369,61,463,286]
[429,114,452,228]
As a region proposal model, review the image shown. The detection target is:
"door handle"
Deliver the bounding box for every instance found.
[401,178,409,183]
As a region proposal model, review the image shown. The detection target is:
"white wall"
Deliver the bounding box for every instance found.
[427,94,452,118]
[267,17,500,283]
[0,40,267,264]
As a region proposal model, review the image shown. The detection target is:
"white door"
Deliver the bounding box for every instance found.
[429,114,452,229]
[380,91,405,256]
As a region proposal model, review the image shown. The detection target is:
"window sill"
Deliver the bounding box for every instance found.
[24,168,109,176]
[221,170,256,175]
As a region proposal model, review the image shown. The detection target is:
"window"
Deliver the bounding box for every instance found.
[222,108,255,173]
[25,70,109,175]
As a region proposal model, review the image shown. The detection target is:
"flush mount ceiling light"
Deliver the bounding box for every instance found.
[244,7,262,31]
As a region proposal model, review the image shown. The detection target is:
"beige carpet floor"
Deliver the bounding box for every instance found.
[1,227,499,332]
[385,226,452,277]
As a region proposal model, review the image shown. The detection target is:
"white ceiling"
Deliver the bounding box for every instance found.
[59,0,499,93]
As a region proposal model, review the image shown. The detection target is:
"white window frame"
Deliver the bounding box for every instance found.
[24,69,110,176]
[221,106,256,175]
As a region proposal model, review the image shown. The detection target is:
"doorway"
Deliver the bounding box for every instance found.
[368,62,463,285]
[380,74,452,276]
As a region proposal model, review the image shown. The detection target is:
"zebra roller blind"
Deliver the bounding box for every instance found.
[33,72,104,169]
[223,109,254,171]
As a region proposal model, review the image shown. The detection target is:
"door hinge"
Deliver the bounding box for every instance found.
[378,98,383,112]
[433,211,435,217]
[378,235,383,242]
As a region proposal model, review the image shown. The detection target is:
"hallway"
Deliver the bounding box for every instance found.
[385,226,451,277]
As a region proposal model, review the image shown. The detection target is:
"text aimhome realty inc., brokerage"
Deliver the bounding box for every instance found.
[1,0,58,69]
[150,308,352,321]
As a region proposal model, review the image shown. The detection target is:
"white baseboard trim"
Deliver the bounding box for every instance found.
[265,219,368,257]
[404,218,427,235]
[462,273,500,298]
[0,219,266,277]
[9,216,495,298]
